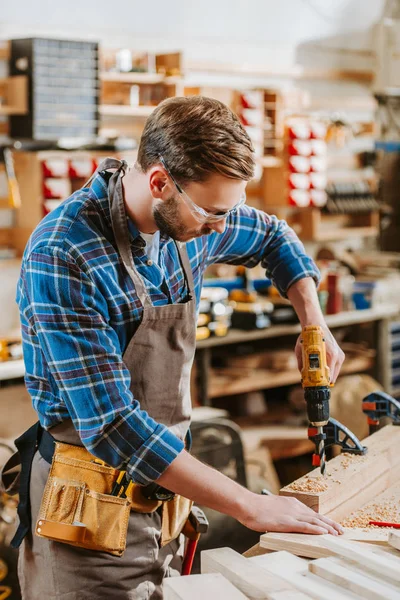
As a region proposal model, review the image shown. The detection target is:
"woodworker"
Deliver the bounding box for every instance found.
[7,97,344,599]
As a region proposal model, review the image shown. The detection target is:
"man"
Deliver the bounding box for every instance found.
[14,96,343,599]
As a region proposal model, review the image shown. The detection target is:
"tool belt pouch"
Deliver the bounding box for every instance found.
[35,442,130,556]
[161,494,193,547]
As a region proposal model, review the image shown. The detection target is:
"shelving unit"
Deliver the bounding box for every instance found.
[290,207,380,242]
[209,354,374,399]
[99,104,155,117]
[194,305,400,406]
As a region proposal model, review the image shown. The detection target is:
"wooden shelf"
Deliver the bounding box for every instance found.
[311,226,379,242]
[101,72,165,84]
[99,104,155,117]
[291,208,380,243]
[0,76,28,115]
[196,305,400,350]
[209,355,374,398]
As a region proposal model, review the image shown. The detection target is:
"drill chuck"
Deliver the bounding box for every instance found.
[304,386,330,427]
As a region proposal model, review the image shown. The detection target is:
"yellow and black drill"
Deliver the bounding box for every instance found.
[300,325,332,478]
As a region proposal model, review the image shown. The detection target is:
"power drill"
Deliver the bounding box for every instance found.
[300,325,332,477]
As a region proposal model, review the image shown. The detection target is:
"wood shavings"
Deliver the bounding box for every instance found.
[340,453,367,469]
[341,496,400,528]
[287,475,328,493]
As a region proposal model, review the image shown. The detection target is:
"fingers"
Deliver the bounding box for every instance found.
[291,521,331,535]
[317,514,344,534]
[295,338,303,371]
[309,517,339,536]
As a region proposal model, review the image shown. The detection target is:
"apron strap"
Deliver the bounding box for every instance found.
[10,421,43,548]
[175,242,195,298]
[99,158,152,308]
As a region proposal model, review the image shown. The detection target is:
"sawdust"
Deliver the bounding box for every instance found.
[288,475,328,493]
[341,496,400,528]
[340,453,367,469]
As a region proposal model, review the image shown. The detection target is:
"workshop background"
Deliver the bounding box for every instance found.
[1,1,400,597]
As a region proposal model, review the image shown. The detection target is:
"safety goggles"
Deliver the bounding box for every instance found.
[159,155,246,223]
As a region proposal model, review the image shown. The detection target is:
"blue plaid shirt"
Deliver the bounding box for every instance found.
[17,170,320,484]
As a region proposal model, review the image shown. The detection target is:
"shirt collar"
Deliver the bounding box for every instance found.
[88,170,147,250]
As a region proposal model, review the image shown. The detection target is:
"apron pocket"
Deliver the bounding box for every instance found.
[161,495,193,547]
[45,477,85,523]
[80,489,130,555]
[36,476,130,556]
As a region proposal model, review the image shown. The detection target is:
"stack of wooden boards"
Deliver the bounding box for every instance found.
[165,424,400,598]
[165,531,400,599]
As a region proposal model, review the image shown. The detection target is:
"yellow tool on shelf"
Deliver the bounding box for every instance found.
[3,148,21,210]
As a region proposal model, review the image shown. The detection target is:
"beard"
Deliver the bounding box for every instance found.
[153,196,212,241]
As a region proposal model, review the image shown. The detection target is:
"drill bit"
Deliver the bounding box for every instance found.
[318,426,326,478]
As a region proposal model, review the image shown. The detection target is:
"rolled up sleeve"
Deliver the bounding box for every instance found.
[206,205,320,297]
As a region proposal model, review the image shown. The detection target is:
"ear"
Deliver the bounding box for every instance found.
[148,166,172,200]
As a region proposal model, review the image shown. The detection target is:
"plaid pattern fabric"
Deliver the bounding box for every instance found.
[17,170,320,484]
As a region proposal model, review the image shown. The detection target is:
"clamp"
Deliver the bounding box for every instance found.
[308,416,368,467]
[362,391,400,433]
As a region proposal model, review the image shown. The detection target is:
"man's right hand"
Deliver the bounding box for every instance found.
[237,493,343,535]
[156,450,343,536]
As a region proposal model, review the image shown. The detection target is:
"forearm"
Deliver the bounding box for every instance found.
[157,448,343,536]
[157,449,250,519]
[287,276,325,327]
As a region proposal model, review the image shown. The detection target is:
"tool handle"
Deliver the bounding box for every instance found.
[182,539,198,576]
[369,521,400,528]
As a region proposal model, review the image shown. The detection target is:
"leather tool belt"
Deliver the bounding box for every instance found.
[1,423,192,556]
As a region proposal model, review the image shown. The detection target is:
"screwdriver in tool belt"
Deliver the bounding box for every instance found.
[111,472,128,496]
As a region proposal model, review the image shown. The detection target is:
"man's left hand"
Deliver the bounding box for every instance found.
[294,324,345,384]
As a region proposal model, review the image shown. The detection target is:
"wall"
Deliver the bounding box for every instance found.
[0,0,384,74]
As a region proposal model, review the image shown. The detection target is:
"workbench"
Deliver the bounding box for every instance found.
[166,424,400,599]
[195,305,400,406]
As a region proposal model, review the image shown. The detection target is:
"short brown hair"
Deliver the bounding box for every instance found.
[137,96,255,183]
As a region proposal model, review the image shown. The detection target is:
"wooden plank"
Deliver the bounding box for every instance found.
[309,557,400,600]
[280,425,400,521]
[260,528,391,558]
[163,573,248,600]
[341,481,400,529]
[250,551,308,574]
[260,533,333,559]
[321,536,400,584]
[201,547,304,599]
[251,551,358,600]
[242,542,272,558]
[389,531,400,552]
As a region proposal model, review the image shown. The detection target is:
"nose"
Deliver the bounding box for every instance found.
[209,218,226,234]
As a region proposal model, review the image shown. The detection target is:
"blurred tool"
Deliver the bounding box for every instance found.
[301,326,331,477]
[1,148,21,210]
[325,180,379,214]
[196,287,232,341]
[229,268,272,330]
[363,391,400,433]
[229,267,257,304]
[181,506,209,576]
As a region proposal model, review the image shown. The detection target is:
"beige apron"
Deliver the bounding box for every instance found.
[17,158,197,600]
